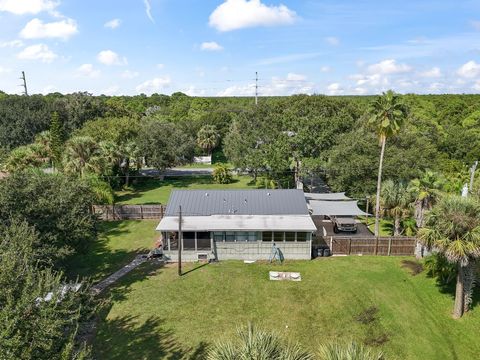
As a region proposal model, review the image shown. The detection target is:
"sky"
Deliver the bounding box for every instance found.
[1,0,480,96]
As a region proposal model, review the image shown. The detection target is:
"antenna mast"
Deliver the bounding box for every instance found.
[20,71,28,96]
[255,71,258,106]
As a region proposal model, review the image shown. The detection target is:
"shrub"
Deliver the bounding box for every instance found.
[212,164,232,184]
[423,253,456,285]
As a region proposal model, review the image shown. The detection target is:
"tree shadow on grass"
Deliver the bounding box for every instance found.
[65,221,150,283]
[95,262,210,360]
[434,278,480,312]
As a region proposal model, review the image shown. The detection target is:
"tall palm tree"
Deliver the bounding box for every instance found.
[369,90,408,236]
[418,195,480,318]
[408,170,444,228]
[381,179,412,236]
[197,125,220,155]
[63,136,105,177]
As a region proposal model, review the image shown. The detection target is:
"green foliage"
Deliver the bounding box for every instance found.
[5,144,46,172]
[317,341,384,360]
[50,111,64,168]
[197,124,220,155]
[212,164,233,184]
[0,220,94,359]
[0,171,98,268]
[137,119,194,171]
[368,90,408,141]
[423,253,457,286]
[63,136,106,177]
[207,323,314,360]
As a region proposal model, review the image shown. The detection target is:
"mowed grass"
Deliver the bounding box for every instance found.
[115,175,255,205]
[66,220,158,282]
[93,234,480,360]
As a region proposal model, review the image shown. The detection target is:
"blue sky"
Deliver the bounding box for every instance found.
[1,0,480,96]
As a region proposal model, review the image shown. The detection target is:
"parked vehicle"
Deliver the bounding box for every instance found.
[331,216,357,233]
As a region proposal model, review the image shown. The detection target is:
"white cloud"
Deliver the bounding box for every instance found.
[144,0,154,22]
[0,0,57,15]
[157,63,165,69]
[0,39,24,48]
[325,36,339,46]
[102,85,120,95]
[0,66,12,74]
[473,81,480,91]
[136,76,171,94]
[97,50,127,66]
[326,82,343,95]
[367,59,412,75]
[471,20,480,31]
[457,60,480,78]
[320,66,331,73]
[20,18,78,40]
[420,67,442,78]
[76,64,100,78]
[353,87,367,95]
[17,43,57,62]
[104,18,121,29]
[286,73,306,81]
[218,73,313,96]
[184,85,206,96]
[209,0,296,32]
[200,41,223,51]
[41,84,56,94]
[121,70,139,79]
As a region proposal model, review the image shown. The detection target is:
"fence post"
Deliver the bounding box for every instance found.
[160,205,164,219]
[374,237,379,255]
[330,236,333,252]
[112,204,115,221]
[140,205,144,220]
[348,238,352,255]
[388,237,392,256]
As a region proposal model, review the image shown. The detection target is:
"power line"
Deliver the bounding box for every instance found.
[255,71,258,106]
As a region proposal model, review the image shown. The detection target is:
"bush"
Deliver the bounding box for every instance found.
[423,253,456,285]
[212,164,232,184]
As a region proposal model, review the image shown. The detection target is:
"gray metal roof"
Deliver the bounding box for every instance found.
[164,189,310,216]
[308,200,370,216]
[304,192,350,201]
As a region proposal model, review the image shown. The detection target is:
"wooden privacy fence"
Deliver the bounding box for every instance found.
[93,205,165,220]
[328,236,417,256]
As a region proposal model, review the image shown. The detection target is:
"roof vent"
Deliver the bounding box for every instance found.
[205,192,209,197]
[267,192,271,196]
[244,199,248,204]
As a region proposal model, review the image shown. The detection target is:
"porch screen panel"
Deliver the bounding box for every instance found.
[296,232,308,241]
[169,232,178,250]
[262,232,273,241]
[273,232,284,242]
[285,232,295,242]
[183,232,195,250]
[197,232,211,250]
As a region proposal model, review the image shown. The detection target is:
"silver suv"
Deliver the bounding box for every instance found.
[331,216,357,233]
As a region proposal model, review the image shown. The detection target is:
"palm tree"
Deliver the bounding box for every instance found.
[207,323,314,360]
[409,170,444,228]
[381,179,412,236]
[197,125,220,155]
[418,195,480,318]
[63,136,105,177]
[369,90,408,236]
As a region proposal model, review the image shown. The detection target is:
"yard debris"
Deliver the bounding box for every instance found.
[269,271,301,281]
[244,260,255,264]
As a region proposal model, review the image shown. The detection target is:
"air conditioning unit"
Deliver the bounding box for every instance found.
[197,253,208,262]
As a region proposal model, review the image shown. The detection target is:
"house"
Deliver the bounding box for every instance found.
[156,189,317,261]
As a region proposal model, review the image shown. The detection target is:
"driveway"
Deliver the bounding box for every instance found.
[140,167,213,177]
[312,216,374,239]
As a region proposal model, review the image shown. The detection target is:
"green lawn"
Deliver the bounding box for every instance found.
[91,222,480,360]
[362,217,394,236]
[115,175,255,205]
[66,220,158,282]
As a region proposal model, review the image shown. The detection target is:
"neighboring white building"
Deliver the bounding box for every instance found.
[156,189,317,262]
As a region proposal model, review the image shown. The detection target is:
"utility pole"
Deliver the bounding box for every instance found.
[255,71,258,106]
[20,71,28,96]
[178,205,182,276]
[469,161,478,192]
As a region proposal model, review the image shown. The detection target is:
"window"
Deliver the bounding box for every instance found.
[262,232,273,241]
[225,232,235,242]
[197,232,211,250]
[273,232,284,242]
[296,232,308,242]
[285,232,296,242]
[213,232,224,242]
[169,232,178,250]
[183,232,195,250]
[247,232,257,241]
[236,231,248,241]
